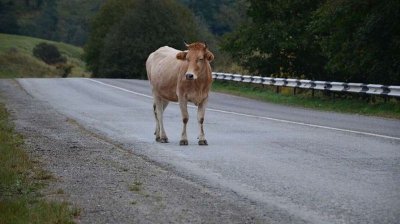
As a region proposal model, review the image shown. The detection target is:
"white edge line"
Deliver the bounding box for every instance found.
[87,78,400,141]
[88,78,152,99]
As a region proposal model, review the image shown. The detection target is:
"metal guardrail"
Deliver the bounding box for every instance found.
[212,72,400,97]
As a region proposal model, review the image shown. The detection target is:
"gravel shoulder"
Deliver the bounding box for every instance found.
[0,79,267,224]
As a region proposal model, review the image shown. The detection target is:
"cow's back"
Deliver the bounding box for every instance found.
[146,46,184,101]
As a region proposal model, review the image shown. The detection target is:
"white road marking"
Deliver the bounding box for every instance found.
[88,78,153,99]
[87,78,400,141]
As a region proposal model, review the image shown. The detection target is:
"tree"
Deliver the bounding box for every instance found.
[34,0,58,40]
[55,0,106,46]
[0,1,20,34]
[86,0,206,79]
[222,0,325,79]
[84,0,135,75]
[180,0,247,36]
[309,0,400,84]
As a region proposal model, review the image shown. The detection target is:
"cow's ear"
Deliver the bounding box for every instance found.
[205,50,214,62]
[176,51,187,60]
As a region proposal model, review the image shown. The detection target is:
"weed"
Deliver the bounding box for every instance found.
[129,181,143,192]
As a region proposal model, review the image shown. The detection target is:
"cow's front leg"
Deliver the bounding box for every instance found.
[155,98,169,143]
[197,99,208,145]
[179,99,189,145]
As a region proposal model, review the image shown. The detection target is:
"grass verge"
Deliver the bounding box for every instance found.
[212,81,400,119]
[0,102,77,224]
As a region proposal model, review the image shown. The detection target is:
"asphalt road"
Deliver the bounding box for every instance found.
[16,78,400,223]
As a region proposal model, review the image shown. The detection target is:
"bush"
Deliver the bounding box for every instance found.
[85,0,209,79]
[56,63,73,78]
[33,42,66,65]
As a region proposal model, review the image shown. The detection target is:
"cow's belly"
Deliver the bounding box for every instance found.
[150,81,178,102]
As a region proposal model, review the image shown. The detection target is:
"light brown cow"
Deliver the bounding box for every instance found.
[146,42,214,145]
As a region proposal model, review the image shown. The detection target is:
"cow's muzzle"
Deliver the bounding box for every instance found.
[185,73,195,80]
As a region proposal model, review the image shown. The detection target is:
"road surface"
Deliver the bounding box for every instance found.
[3,78,400,223]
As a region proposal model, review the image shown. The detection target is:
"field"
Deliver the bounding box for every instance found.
[0,33,89,78]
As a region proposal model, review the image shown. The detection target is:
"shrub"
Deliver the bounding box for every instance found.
[33,42,66,65]
[56,63,73,78]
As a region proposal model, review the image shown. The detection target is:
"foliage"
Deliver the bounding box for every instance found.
[180,0,248,35]
[33,42,66,65]
[309,0,400,84]
[0,1,19,34]
[83,0,135,76]
[223,0,400,85]
[1,0,241,45]
[0,0,105,46]
[222,0,325,79]
[55,0,106,45]
[34,0,59,41]
[86,0,207,79]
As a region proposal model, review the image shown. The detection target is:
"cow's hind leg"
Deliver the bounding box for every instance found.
[153,103,160,141]
[197,99,208,145]
[154,98,169,143]
[179,99,189,146]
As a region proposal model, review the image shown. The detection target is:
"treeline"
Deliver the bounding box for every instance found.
[0,0,105,46]
[84,0,220,79]
[1,0,398,84]
[223,0,400,85]
[85,0,249,79]
[86,0,400,84]
[180,0,247,35]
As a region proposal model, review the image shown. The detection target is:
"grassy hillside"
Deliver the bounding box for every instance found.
[0,33,89,78]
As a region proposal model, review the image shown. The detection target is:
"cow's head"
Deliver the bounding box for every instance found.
[176,42,214,80]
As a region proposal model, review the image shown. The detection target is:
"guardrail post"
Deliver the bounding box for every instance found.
[276,86,280,94]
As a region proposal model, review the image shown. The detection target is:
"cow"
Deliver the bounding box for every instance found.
[146,42,214,145]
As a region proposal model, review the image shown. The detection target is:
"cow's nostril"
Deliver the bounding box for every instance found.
[186,73,194,80]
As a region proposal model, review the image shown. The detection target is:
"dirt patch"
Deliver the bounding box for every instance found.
[0,79,266,223]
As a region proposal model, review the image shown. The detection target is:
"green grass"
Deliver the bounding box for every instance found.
[129,181,143,192]
[0,33,89,78]
[0,102,77,224]
[212,81,400,119]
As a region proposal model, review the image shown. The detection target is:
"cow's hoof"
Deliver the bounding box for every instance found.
[179,140,188,146]
[160,138,169,143]
[156,137,168,143]
[198,140,208,145]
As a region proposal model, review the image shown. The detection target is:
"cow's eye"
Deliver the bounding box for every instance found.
[198,58,204,62]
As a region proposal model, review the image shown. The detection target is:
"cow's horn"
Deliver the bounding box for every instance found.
[204,41,207,48]
[184,41,189,48]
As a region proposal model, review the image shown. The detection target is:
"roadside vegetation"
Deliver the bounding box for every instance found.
[0,102,77,224]
[0,33,89,78]
[212,80,400,119]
